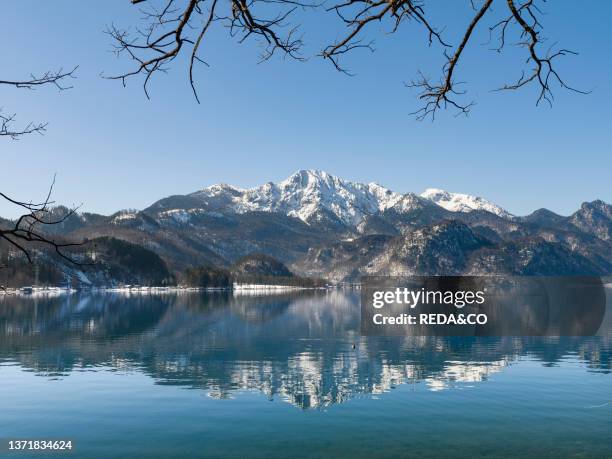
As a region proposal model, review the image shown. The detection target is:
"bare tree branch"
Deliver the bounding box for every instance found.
[110,0,586,118]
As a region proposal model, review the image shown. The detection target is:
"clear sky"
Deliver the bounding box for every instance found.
[1,1,610,218]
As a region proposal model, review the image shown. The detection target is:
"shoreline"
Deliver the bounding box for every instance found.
[0,283,343,298]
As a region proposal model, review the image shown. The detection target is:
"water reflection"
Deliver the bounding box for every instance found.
[1,291,610,409]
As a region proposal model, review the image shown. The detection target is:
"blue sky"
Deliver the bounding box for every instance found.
[1,1,610,218]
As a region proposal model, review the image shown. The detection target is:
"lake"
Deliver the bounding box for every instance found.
[1,290,611,458]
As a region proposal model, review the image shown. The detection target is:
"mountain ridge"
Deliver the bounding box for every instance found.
[1,170,610,285]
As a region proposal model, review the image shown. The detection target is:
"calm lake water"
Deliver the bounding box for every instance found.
[1,290,611,458]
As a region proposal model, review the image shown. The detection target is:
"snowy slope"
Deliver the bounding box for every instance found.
[420,188,512,218]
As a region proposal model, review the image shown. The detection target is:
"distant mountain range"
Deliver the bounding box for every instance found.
[1,170,610,286]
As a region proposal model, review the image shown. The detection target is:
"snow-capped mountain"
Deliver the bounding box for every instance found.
[189,170,508,226]
[4,170,610,286]
[190,170,426,226]
[420,188,512,218]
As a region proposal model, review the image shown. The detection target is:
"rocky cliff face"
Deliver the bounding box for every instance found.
[366,220,490,276]
[570,200,612,241]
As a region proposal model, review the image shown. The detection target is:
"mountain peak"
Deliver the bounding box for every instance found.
[571,199,611,241]
[198,182,244,196]
[421,188,448,197]
[580,199,611,213]
[280,169,337,188]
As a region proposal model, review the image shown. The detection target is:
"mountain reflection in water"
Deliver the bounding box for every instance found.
[0,290,610,409]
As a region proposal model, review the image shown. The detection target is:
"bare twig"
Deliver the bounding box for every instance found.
[494,0,588,106]
[0,110,47,140]
[321,0,449,74]
[0,66,78,139]
[407,0,493,120]
[0,176,83,265]
[0,67,78,90]
[105,0,315,101]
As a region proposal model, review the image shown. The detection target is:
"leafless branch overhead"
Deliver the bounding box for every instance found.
[107,0,585,118]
